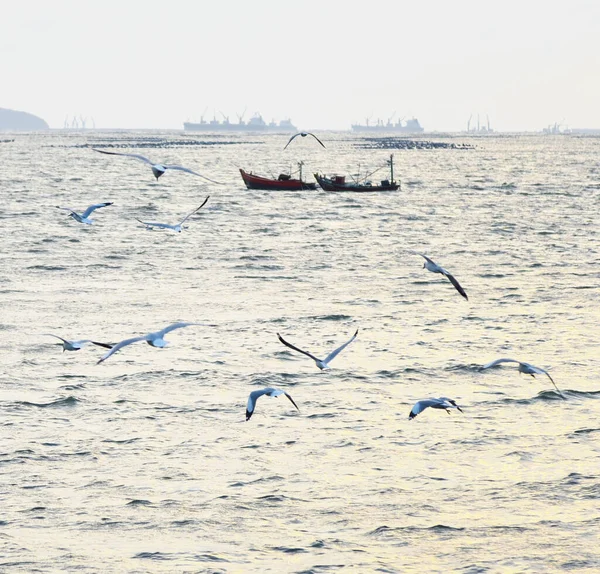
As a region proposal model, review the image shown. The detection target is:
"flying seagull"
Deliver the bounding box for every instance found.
[137,196,209,232]
[92,148,222,183]
[97,322,199,364]
[283,132,326,150]
[55,202,113,224]
[44,334,112,352]
[481,358,564,398]
[246,387,300,421]
[416,253,468,300]
[409,397,464,420]
[277,329,358,370]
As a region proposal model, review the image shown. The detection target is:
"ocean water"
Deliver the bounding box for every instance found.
[1,131,599,573]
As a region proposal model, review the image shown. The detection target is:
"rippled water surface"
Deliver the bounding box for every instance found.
[1,131,600,572]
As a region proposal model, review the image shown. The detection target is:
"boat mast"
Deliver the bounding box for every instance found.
[298,161,304,181]
[389,154,394,183]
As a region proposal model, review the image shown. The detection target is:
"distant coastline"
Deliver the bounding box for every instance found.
[0,107,49,131]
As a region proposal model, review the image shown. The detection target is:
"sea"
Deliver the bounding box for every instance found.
[1,130,599,573]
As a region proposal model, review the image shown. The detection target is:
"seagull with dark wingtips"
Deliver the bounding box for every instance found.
[137,196,209,233]
[55,202,113,224]
[97,322,201,364]
[277,329,358,370]
[416,253,468,300]
[481,358,564,398]
[44,334,112,352]
[409,397,463,420]
[246,388,300,421]
[92,148,222,183]
[283,132,326,150]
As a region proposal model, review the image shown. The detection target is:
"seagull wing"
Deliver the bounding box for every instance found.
[283,391,300,412]
[56,206,78,216]
[415,252,436,265]
[527,365,565,398]
[90,341,113,350]
[409,398,442,420]
[81,202,113,219]
[246,388,271,420]
[307,132,326,148]
[323,329,359,364]
[277,333,320,363]
[283,133,300,150]
[97,336,146,364]
[156,322,195,337]
[481,358,520,369]
[440,269,468,300]
[136,219,173,230]
[92,148,153,165]
[179,196,210,225]
[44,333,69,344]
[163,165,223,184]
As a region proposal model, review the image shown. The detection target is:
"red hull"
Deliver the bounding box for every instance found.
[240,169,317,191]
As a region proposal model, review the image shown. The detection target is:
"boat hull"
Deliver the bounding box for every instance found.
[240,169,317,191]
[314,174,399,192]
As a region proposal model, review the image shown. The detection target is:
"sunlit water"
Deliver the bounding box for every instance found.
[1,131,599,573]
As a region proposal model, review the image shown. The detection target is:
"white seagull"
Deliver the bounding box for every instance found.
[246,387,300,421]
[277,329,358,370]
[97,322,198,364]
[55,202,113,224]
[481,358,564,398]
[409,397,464,420]
[283,132,326,150]
[137,196,209,232]
[92,148,222,183]
[416,253,468,300]
[44,334,112,352]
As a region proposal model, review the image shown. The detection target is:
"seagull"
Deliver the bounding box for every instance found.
[55,202,113,224]
[246,387,300,421]
[481,358,564,398]
[44,334,112,352]
[97,322,199,364]
[277,329,358,370]
[136,196,209,232]
[283,132,326,150]
[416,253,468,300]
[409,397,464,420]
[92,148,222,183]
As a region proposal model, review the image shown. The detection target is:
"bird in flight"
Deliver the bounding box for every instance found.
[246,388,300,421]
[55,202,113,224]
[409,397,464,420]
[97,322,199,364]
[44,334,112,352]
[415,253,468,300]
[277,329,358,370]
[481,358,564,398]
[92,148,222,183]
[283,132,326,150]
[136,196,209,233]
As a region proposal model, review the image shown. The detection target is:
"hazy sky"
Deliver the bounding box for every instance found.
[3,0,599,131]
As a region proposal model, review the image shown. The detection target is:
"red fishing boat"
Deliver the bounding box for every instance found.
[240,161,317,191]
[314,154,400,192]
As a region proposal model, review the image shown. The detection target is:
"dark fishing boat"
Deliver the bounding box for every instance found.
[240,162,317,191]
[314,154,400,192]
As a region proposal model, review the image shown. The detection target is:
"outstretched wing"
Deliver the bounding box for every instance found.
[409,398,442,420]
[92,148,153,165]
[56,206,78,216]
[283,133,300,150]
[528,365,565,398]
[157,322,196,337]
[441,269,468,300]
[246,388,272,420]
[97,336,146,364]
[81,202,113,219]
[415,252,436,265]
[283,391,300,412]
[307,132,326,148]
[163,165,223,184]
[90,341,113,350]
[277,333,320,363]
[44,333,69,344]
[323,329,359,364]
[481,358,520,369]
[179,196,210,225]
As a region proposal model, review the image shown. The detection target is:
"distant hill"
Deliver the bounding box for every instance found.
[0,107,49,130]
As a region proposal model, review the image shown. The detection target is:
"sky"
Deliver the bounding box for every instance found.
[3,0,600,132]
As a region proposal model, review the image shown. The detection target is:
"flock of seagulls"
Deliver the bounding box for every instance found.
[46,136,564,422]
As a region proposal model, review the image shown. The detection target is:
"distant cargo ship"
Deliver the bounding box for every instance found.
[351,117,424,133]
[183,114,296,132]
